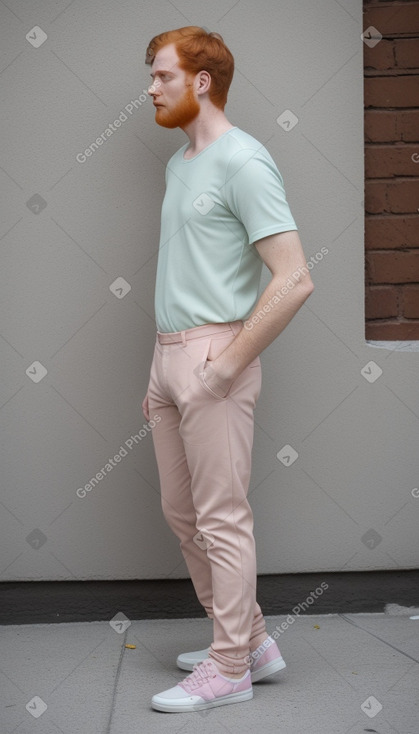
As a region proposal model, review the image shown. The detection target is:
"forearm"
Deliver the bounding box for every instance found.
[213,274,314,380]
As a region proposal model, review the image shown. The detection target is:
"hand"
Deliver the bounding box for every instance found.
[142,392,150,421]
[207,351,239,383]
[202,355,238,399]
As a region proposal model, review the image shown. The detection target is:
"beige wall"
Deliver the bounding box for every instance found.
[1,0,417,581]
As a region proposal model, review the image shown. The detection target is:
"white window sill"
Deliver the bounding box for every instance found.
[367,340,419,352]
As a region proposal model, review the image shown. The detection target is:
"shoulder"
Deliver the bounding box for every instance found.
[224,129,278,181]
[228,127,265,149]
[224,128,270,160]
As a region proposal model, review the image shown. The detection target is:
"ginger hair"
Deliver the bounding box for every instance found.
[145,26,234,110]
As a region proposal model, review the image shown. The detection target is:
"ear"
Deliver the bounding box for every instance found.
[196,70,211,95]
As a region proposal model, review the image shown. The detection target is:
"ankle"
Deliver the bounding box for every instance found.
[249,632,269,652]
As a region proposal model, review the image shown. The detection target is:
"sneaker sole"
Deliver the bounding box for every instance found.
[152,688,253,713]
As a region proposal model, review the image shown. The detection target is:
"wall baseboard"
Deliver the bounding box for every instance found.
[1,570,418,625]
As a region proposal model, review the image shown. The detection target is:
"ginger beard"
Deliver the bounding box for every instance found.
[154,77,200,129]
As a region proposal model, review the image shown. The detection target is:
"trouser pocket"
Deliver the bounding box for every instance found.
[195,333,240,400]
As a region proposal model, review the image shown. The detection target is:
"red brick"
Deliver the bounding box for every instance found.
[365,76,419,107]
[364,39,395,69]
[400,110,419,141]
[365,215,419,248]
[366,320,419,340]
[364,4,419,36]
[367,250,419,282]
[365,285,399,317]
[363,1,419,339]
[365,110,398,142]
[365,181,387,213]
[365,144,419,176]
[365,179,419,213]
[402,284,419,316]
[395,39,419,68]
[387,179,419,211]
[364,111,419,142]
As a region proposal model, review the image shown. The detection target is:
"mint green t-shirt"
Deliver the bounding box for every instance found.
[154,126,298,333]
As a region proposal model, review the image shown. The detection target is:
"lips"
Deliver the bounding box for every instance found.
[153,103,164,107]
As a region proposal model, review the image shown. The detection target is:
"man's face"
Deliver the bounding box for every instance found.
[147,43,200,129]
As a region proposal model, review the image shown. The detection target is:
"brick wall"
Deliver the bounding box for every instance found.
[364,0,419,340]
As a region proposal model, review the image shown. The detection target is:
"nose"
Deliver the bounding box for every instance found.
[147,78,161,97]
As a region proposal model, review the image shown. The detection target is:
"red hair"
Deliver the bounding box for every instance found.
[145,26,234,110]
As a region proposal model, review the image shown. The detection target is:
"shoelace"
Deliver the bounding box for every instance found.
[179,659,217,691]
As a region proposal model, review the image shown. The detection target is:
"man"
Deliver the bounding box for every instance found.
[142,26,314,713]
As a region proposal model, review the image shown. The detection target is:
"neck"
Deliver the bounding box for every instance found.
[181,108,235,154]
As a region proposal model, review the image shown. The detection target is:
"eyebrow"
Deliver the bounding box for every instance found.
[150,70,174,78]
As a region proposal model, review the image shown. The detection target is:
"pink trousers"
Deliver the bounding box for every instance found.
[147,320,268,676]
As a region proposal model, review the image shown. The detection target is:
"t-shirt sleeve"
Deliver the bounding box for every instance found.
[223,147,298,245]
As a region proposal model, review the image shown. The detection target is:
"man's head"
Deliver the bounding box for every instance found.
[145,26,234,128]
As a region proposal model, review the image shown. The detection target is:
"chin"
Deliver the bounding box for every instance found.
[155,116,179,129]
[155,98,200,129]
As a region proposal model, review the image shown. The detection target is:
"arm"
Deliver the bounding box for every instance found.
[207,230,314,382]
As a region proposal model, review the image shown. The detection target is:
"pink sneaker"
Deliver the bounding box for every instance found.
[151,658,253,712]
[249,636,286,682]
[177,635,286,683]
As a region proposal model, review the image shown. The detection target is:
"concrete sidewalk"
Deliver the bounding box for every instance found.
[1,610,418,734]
